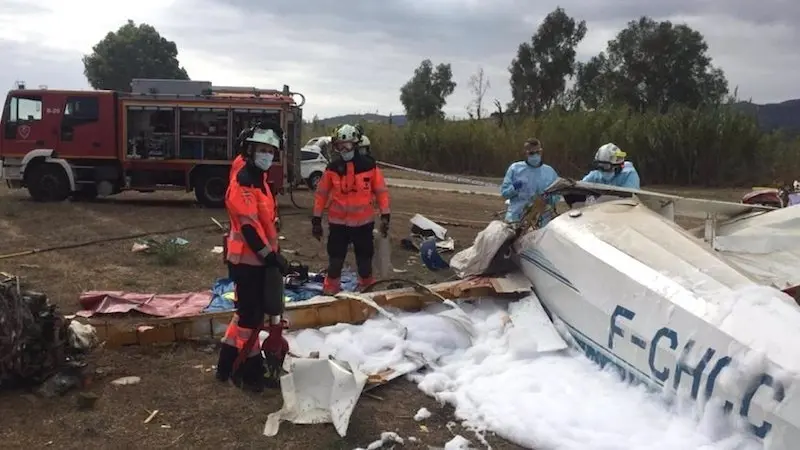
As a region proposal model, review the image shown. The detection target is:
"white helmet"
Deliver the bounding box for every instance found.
[246,127,281,148]
[594,143,626,169]
[335,124,361,144]
[358,135,370,148]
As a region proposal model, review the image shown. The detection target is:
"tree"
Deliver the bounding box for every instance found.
[467,67,491,119]
[572,17,728,112]
[399,60,457,121]
[83,20,189,91]
[508,8,587,115]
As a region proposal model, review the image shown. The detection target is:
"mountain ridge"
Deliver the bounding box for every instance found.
[310,99,800,134]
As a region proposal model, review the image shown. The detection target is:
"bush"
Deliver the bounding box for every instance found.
[345,106,800,187]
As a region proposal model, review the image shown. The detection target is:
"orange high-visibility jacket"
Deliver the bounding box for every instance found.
[313,156,390,226]
[225,167,279,266]
[230,155,246,180]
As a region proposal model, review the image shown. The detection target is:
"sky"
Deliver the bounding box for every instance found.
[0,0,797,119]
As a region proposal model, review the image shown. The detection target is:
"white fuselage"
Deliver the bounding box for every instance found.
[515,199,800,449]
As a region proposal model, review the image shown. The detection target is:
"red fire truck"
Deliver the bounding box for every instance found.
[0,79,305,207]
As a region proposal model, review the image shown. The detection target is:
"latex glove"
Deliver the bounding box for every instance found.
[512,180,524,191]
[379,214,390,237]
[311,217,323,241]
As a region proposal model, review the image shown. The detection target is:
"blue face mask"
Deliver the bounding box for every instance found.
[341,150,355,162]
[600,171,615,182]
[527,154,542,167]
[254,152,273,171]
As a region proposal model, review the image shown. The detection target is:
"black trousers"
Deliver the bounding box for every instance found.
[326,222,375,279]
[228,263,284,328]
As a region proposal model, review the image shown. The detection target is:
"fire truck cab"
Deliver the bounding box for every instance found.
[0,79,304,207]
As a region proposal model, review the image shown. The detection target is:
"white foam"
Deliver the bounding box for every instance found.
[289,299,763,450]
[414,407,432,421]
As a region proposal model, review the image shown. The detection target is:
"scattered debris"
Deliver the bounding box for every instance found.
[264,358,368,438]
[403,214,457,253]
[131,237,189,253]
[419,425,430,433]
[76,392,98,410]
[68,321,98,351]
[110,376,141,386]
[444,435,473,449]
[414,407,432,421]
[0,273,90,391]
[210,246,224,254]
[144,409,159,424]
[356,431,405,450]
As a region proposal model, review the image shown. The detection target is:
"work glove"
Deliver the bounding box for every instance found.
[260,248,290,275]
[311,216,323,241]
[379,214,390,237]
[512,181,524,191]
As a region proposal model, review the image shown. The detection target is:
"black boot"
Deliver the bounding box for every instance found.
[215,343,239,383]
[233,355,265,393]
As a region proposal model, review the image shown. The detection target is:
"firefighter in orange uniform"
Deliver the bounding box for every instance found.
[312,124,391,294]
[216,123,289,392]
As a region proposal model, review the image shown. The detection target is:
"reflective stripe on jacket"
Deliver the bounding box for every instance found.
[313,155,390,226]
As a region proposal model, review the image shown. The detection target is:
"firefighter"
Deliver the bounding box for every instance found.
[216,123,290,392]
[312,124,390,294]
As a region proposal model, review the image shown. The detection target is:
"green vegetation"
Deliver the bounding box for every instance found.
[356,107,800,187]
[83,20,189,91]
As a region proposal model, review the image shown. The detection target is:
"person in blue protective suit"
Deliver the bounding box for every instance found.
[500,138,559,223]
[582,143,640,189]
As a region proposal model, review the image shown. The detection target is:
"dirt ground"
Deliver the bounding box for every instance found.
[0,182,516,450]
[0,178,750,450]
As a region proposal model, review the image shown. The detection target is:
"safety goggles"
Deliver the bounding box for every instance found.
[594,161,621,172]
[336,142,355,151]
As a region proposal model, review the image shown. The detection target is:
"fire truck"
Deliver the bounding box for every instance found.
[0,79,305,207]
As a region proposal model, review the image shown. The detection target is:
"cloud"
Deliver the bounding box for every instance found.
[0,0,797,118]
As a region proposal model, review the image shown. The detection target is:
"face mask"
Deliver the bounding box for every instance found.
[254,152,273,171]
[527,154,542,167]
[600,171,615,182]
[341,150,355,162]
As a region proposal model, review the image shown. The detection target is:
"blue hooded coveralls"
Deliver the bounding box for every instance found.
[501,160,559,223]
[582,161,641,189]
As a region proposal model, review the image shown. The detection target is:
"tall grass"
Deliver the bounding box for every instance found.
[308,106,800,187]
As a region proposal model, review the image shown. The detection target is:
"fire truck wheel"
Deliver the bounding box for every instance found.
[194,171,227,208]
[307,171,323,191]
[26,163,70,202]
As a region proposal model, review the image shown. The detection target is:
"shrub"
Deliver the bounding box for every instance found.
[308,106,800,187]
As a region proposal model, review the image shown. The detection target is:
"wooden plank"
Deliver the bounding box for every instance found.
[87,275,528,347]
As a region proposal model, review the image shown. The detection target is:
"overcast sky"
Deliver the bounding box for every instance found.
[0,0,797,119]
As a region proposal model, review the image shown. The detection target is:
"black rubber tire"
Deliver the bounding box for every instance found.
[71,185,98,201]
[194,170,228,208]
[26,163,70,202]
[306,171,323,191]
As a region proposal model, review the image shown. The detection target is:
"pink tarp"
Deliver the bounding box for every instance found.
[77,290,213,318]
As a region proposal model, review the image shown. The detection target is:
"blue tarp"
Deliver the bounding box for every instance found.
[203,269,359,313]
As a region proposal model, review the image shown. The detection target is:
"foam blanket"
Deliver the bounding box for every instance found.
[76,270,360,318]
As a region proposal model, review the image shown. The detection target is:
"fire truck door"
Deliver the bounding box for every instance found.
[2,93,56,156]
[58,95,107,157]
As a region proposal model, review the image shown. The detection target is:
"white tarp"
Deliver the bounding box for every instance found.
[450,220,516,278]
